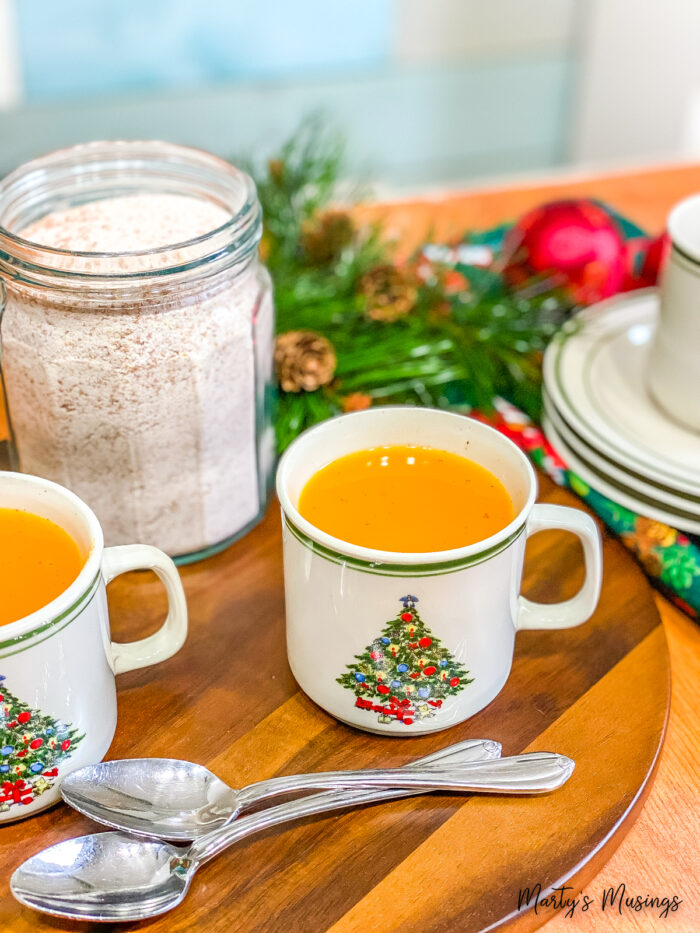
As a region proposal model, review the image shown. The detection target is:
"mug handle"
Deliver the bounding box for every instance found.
[102,545,188,674]
[517,503,602,631]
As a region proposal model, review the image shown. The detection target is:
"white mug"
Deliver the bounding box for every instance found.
[648,193,700,430]
[277,407,602,735]
[0,471,188,821]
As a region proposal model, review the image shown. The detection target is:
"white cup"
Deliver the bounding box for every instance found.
[0,471,188,821]
[277,407,602,735]
[648,193,700,431]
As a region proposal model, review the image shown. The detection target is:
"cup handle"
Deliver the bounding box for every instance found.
[517,503,602,631]
[102,545,188,674]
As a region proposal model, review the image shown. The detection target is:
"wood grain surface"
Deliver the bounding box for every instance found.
[0,475,669,932]
[0,163,698,930]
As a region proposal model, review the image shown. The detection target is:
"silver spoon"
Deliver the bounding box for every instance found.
[13,752,574,923]
[61,738,501,840]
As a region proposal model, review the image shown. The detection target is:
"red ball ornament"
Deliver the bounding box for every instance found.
[377,684,390,695]
[17,711,31,724]
[449,677,460,687]
[418,637,431,648]
[504,199,626,304]
[29,738,43,750]
[61,739,71,751]
[401,612,413,622]
[423,666,436,676]
[369,650,383,660]
[16,749,26,757]
[403,718,414,725]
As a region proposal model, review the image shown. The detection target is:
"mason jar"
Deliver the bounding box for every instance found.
[0,141,275,562]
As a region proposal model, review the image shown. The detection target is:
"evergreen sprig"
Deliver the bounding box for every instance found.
[246,119,574,452]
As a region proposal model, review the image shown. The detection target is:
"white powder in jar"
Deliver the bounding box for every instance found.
[2,193,274,556]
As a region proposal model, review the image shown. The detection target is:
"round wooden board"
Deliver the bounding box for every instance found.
[0,474,669,933]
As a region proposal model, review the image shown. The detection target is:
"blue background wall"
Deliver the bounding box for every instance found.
[0,0,578,187]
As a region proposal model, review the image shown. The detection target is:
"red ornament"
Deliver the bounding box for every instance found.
[418,637,431,648]
[504,199,626,304]
[17,712,31,724]
[61,739,71,751]
[376,684,390,695]
[29,738,43,749]
[8,720,17,729]
[408,642,418,650]
[401,612,413,622]
[423,666,437,676]
[16,749,26,757]
[369,650,383,661]
[410,671,421,679]
[0,694,3,701]
[43,768,58,777]
[403,718,414,725]
[449,677,460,687]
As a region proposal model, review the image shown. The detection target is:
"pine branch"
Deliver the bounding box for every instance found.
[241,119,574,452]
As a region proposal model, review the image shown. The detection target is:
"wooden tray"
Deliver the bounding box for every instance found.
[0,474,669,933]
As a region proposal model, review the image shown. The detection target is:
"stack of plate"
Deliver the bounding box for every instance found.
[542,288,700,534]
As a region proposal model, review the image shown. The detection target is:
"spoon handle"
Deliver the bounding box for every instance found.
[190,752,573,865]
[233,751,572,808]
[232,738,501,811]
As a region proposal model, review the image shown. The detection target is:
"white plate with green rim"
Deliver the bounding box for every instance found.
[543,289,700,495]
[542,389,700,512]
[542,414,700,534]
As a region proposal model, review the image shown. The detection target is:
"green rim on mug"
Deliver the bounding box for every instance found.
[0,570,101,660]
[283,515,525,577]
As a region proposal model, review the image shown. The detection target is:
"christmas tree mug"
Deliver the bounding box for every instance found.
[277,407,602,735]
[0,471,188,820]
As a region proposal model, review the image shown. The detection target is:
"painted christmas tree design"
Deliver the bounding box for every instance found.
[0,674,83,811]
[337,596,474,726]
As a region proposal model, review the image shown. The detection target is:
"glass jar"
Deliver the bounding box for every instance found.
[0,141,275,563]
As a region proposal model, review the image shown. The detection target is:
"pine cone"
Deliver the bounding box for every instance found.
[301,211,355,265]
[359,264,418,322]
[275,331,337,393]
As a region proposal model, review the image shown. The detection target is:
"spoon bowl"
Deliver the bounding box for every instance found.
[11,832,190,922]
[62,758,238,839]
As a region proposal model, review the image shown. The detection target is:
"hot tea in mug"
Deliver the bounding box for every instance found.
[277,407,603,735]
[298,444,514,552]
[0,472,188,821]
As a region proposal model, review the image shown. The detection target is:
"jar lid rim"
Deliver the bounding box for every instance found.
[0,140,262,286]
